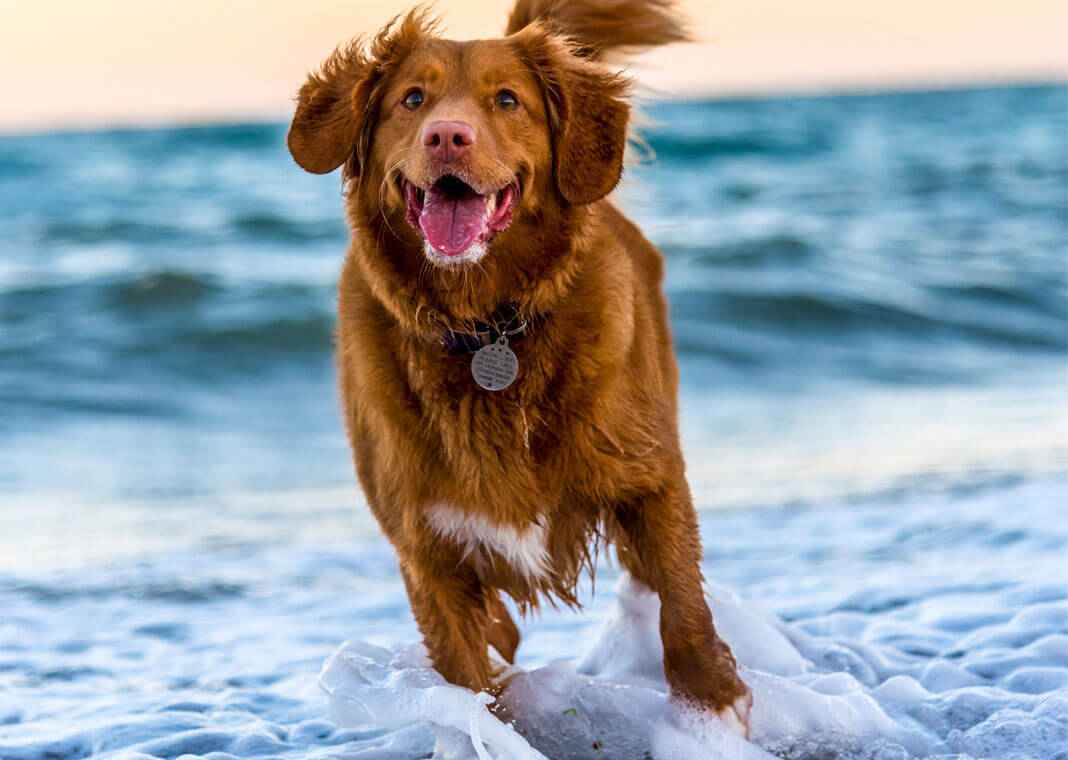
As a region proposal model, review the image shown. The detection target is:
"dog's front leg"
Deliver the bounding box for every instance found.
[399,552,496,694]
[613,479,753,737]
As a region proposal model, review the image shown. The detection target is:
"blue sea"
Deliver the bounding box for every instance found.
[1,84,1066,759]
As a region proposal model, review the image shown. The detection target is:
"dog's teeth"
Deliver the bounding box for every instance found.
[487,194,497,213]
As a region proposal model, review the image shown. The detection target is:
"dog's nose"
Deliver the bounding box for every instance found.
[422,121,475,161]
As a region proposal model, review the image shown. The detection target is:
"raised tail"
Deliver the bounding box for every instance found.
[505,0,690,60]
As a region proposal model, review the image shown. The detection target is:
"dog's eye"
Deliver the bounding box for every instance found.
[402,89,424,110]
[494,90,518,111]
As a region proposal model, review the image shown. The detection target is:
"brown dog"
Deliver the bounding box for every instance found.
[288,0,752,736]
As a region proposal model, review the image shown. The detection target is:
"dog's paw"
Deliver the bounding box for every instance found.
[717,691,753,739]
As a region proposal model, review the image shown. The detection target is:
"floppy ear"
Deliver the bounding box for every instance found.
[287,42,375,176]
[551,59,630,204]
[513,25,631,204]
[288,10,435,176]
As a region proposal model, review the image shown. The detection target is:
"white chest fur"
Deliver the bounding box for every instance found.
[425,503,550,582]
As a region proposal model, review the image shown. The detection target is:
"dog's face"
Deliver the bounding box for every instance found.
[371,38,550,266]
[288,13,630,270]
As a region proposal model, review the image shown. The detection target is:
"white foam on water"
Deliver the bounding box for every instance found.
[3,478,1065,760]
[320,574,954,759]
[320,640,549,760]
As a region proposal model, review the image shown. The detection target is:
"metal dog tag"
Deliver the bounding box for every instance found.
[471,336,518,391]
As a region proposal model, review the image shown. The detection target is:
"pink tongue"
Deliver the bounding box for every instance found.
[418,187,488,256]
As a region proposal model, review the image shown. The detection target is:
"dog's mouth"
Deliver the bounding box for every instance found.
[402,175,517,258]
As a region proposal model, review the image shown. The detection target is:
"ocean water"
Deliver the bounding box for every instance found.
[1,84,1066,759]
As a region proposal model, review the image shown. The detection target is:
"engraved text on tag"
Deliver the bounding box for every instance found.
[471,337,519,391]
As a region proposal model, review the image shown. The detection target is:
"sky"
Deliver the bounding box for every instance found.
[1,0,1065,132]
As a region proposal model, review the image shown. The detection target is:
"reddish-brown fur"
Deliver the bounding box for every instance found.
[288,0,752,734]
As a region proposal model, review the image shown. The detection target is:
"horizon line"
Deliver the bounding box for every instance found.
[2,76,1064,140]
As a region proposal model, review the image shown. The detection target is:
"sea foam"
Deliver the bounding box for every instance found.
[320,574,959,759]
[2,480,1064,760]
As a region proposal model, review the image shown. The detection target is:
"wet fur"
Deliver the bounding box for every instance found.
[288,0,751,729]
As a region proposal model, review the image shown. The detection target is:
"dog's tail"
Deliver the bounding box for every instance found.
[505,0,690,60]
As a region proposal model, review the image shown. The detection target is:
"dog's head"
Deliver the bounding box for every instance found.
[287,10,630,269]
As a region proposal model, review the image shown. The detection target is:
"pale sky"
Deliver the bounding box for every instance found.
[1,0,1065,132]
